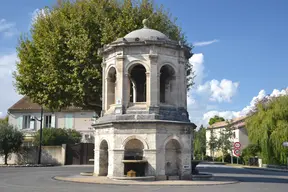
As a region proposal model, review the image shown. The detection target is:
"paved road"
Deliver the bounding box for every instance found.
[0,165,287,192]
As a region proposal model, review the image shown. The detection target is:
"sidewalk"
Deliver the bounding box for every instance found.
[53,175,238,186]
[225,164,288,173]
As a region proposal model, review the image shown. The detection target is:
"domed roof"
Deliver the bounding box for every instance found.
[124,19,170,40]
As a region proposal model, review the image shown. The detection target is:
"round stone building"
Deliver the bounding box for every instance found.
[93,20,196,180]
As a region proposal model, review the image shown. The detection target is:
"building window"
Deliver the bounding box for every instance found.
[44,115,52,128]
[233,132,236,139]
[65,114,74,129]
[22,115,31,129]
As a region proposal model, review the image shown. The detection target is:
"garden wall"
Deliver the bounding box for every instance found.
[0,145,66,165]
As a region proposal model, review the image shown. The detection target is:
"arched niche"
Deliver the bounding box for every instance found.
[165,139,181,176]
[99,139,109,176]
[128,64,147,103]
[160,64,176,105]
[106,67,116,109]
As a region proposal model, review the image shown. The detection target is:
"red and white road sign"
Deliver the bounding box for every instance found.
[234,142,241,149]
[234,149,241,157]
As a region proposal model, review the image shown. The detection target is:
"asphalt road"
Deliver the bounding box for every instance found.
[0,164,287,192]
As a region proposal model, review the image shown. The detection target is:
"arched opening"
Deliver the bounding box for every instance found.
[123,139,146,176]
[129,64,146,103]
[165,139,181,176]
[106,67,116,109]
[160,65,176,105]
[99,140,109,176]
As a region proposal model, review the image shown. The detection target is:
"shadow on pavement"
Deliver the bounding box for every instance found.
[198,167,288,176]
[214,176,288,183]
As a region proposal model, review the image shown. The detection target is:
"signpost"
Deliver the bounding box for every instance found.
[234,142,241,149]
[233,142,242,164]
[234,149,241,157]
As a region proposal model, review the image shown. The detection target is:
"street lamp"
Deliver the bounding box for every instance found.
[31,106,43,165]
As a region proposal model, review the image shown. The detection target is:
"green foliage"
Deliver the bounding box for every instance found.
[34,128,82,146]
[0,116,8,124]
[241,144,260,164]
[216,121,234,162]
[207,129,218,160]
[209,115,225,126]
[0,122,23,164]
[246,95,288,165]
[14,0,194,111]
[193,125,206,160]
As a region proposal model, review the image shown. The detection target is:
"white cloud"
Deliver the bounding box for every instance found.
[0,52,22,117]
[202,88,288,126]
[189,53,205,85]
[196,79,239,103]
[193,39,219,47]
[187,53,239,127]
[0,19,17,37]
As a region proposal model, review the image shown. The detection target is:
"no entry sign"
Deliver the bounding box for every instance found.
[234,149,241,157]
[234,142,241,149]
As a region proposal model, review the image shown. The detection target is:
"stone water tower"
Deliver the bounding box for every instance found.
[93,19,196,180]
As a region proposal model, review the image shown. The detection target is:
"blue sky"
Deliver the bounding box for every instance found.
[0,0,288,126]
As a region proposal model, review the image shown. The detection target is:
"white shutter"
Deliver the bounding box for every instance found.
[30,119,34,129]
[51,114,56,128]
[17,116,23,130]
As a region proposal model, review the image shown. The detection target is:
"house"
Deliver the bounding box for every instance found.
[206,116,250,157]
[7,96,99,145]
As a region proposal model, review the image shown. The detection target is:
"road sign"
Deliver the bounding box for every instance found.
[234,142,241,149]
[234,149,241,157]
[283,142,288,147]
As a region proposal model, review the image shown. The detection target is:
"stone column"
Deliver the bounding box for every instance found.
[144,149,156,176]
[155,145,166,180]
[149,54,159,107]
[146,72,151,106]
[110,149,124,177]
[115,55,125,114]
[101,62,106,115]
[93,149,100,175]
[123,74,131,108]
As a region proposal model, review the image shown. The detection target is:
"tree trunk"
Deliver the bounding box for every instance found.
[4,154,8,165]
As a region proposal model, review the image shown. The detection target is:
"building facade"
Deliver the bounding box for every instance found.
[206,116,250,157]
[93,20,196,180]
[8,96,98,144]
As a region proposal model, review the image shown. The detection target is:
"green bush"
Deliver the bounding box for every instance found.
[34,128,82,146]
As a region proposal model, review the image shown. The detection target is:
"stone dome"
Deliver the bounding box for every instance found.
[123,19,170,40]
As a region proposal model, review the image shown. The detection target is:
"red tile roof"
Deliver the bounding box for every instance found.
[208,116,246,129]
[8,96,96,112]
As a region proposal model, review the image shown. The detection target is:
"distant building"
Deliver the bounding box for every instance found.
[206,116,249,157]
[7,96,100,145]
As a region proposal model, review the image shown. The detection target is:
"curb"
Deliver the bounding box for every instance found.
[243,167,288,173]
[0,164,55,168]
[52,176,239,186]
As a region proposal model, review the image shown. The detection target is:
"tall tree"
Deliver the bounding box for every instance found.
[193,125,206,160]
[207,129,218,161]
[216,121,234,162]
[246,95,288,165]
[14,0,194,111]
[0,123,23,165]
[209,115,225,126]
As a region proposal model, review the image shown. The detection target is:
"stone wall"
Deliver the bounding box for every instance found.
[93,121,193,178]
[0,145,66,165]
